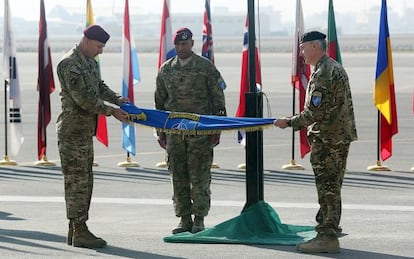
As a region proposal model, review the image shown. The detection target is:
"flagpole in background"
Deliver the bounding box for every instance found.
[118,0,140,167]
[87,0,109,152]
[282,0,308,170]
[0,80,17,166]
[201,0,220,169]
[368,0,398,171]
[35,0,55,166]
[156,0,175,168]
[1,0,22,166]
[86,0,106,167]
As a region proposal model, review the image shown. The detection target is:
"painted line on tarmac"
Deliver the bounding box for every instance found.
[1,196,413,212]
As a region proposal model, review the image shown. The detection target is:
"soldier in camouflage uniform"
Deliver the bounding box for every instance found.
[56,25,129,249]
[155,28,227,234]
[274,31,357,253]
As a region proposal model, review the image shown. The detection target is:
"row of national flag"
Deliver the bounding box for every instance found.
[0,0,400,165]
[290,0,397,162]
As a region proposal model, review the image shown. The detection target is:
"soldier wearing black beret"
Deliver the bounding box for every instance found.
[274,30,357,253]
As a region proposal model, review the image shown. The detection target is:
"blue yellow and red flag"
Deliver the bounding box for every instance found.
[374,0,398,161]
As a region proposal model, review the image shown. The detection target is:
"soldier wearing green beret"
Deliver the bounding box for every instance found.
[56,24,129,249]
[155,27,227,234]
[274,31,357,253]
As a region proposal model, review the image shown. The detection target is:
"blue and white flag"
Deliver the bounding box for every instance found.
[3,0,24,156]
[121,0,141,156]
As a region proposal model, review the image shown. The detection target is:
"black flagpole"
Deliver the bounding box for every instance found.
[243,0,264,211]
[3,80,8,157]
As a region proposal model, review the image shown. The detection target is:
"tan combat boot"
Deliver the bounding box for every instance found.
[172,215,193,234]
[296,234,340,253]
[72,223,107,249]
[191,216,205,233]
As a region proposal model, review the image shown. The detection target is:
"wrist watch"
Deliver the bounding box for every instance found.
[286,120,292,127]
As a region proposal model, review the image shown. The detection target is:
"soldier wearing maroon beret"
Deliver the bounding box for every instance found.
[156,27,227,235]
[83,24,110,44]
[56,24,129,249]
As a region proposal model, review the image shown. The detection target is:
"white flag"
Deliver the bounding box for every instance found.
[3,0,24,156]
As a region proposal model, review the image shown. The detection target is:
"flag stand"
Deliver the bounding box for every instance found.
[0,155,17,166]
[156,160,167,168]
[282,84,304,170]
[367,111,390,171]
[367,160,390,171]
[282,159,304,170]
[35,155,55,166]
[118,152,139,167]
[1,80,18,166]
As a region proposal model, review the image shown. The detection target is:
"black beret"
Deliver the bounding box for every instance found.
[83,25,110,44]
[173,27,193,44]
[300,31,326,44]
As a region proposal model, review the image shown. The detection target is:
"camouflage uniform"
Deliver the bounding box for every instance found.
[290,55,357,236]
[155,53,226,218]
[56,45,120,224]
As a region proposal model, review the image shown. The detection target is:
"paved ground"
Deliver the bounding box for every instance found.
[1,52,414,258]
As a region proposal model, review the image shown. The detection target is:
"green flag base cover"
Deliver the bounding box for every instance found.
[164,201,316,245]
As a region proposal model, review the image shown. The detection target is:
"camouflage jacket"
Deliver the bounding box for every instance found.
[291,55,358,144]
[155,53,226,116]
[56,45,120,136]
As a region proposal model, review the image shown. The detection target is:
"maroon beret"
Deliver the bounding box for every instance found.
[173,27,193,44]
[83,25,110,44]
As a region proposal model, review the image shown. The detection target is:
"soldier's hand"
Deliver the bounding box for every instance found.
[118,97,129,105]
[157,134,167,149]
[111,108,129,123]
[210,134,221,147]
[274,118,289,129]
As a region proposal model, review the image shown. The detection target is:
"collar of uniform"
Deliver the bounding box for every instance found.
[313,54,329,72]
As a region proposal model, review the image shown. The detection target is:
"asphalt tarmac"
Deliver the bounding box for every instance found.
[1,51,414,258]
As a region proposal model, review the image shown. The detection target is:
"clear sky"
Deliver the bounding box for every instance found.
[1,0,413,22]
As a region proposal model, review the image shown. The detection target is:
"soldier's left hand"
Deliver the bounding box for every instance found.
[210,134,221,147]
[274,118,289,129]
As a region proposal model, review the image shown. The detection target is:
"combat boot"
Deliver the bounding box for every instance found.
[67,220,74,245]
[297,234,339,253]
[172,215,193,234]
[72,223,107,249]
[191,216,205,233]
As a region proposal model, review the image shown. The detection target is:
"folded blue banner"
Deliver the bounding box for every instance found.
[121,103,275,135]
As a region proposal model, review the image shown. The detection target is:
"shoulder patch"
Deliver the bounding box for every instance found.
[218,78,226,90]
[311,91,322,107]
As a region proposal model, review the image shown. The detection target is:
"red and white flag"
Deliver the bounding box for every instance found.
[292,0,311,158]
[37,0,55,160]
[158,0,175,69]
[235,15,262,144]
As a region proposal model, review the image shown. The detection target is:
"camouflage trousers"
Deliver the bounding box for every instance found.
[166,134,213,218]
[309,140,350,236]
[58,134,94,224]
